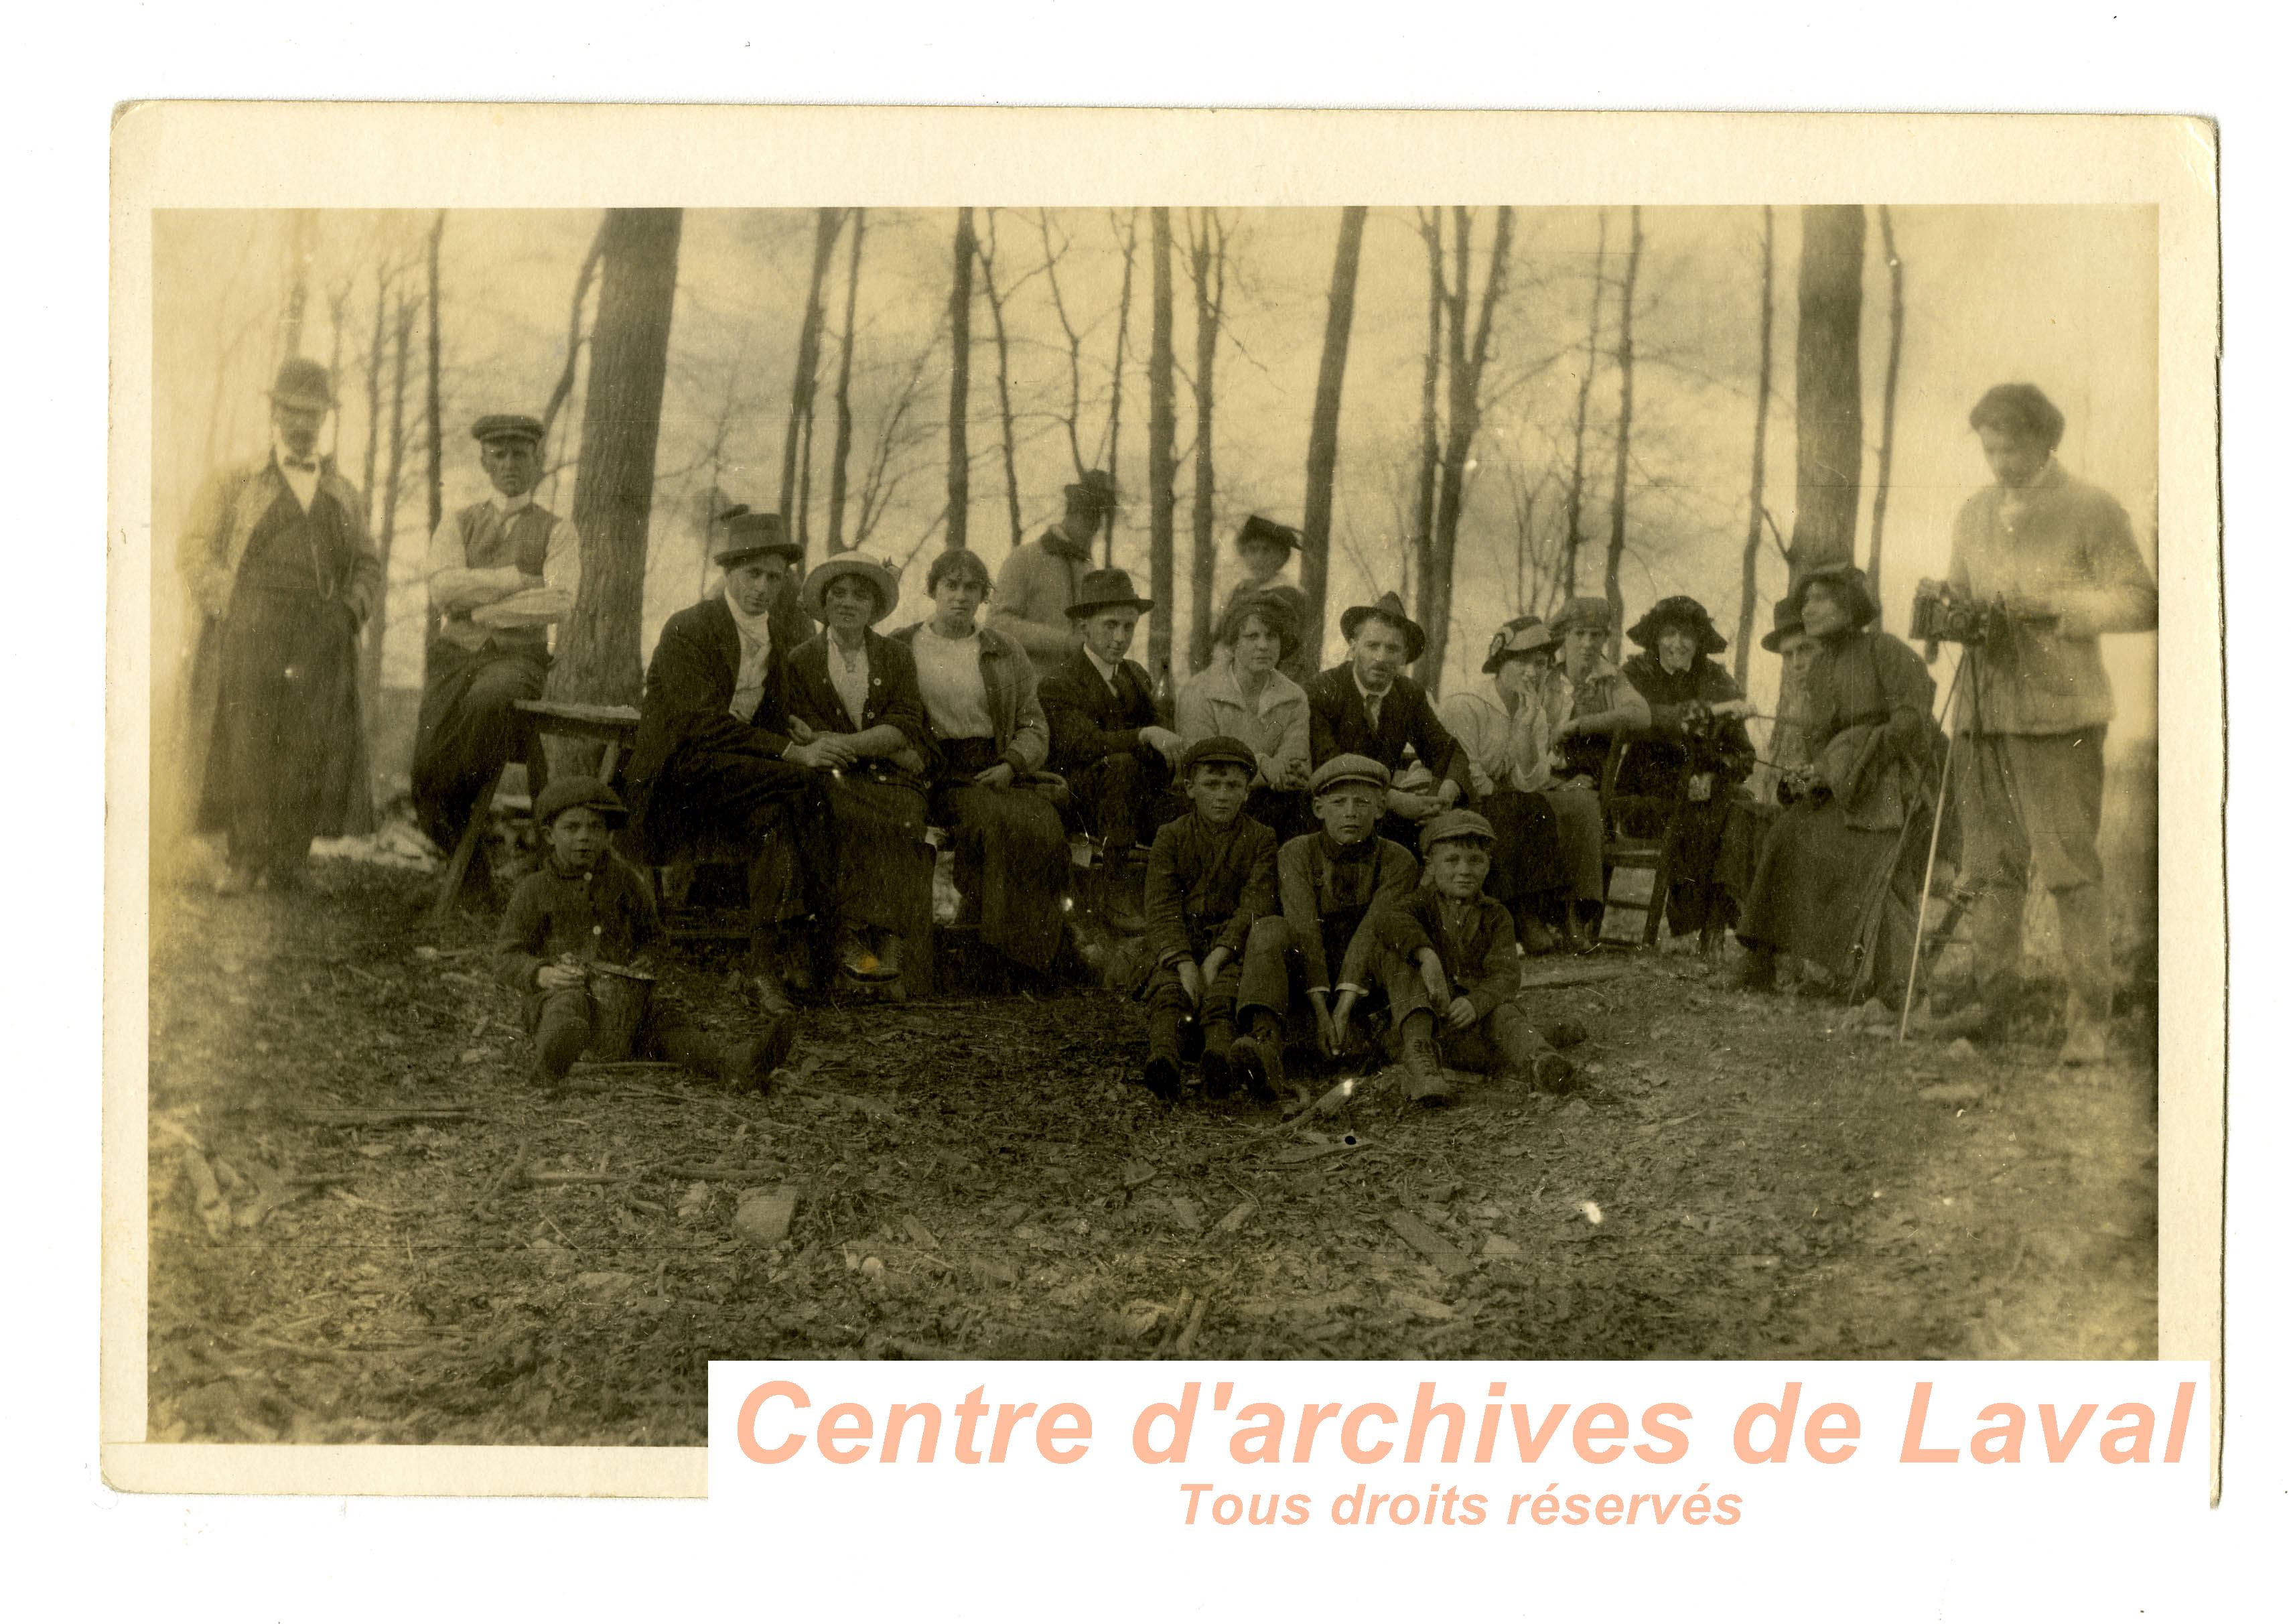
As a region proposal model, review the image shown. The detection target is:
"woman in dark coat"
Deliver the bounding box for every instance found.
[782,553,936,994]
[1618,595,1757,940]
[1734,565,1938,1001]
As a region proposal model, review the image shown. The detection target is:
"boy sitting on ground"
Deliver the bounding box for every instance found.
[1369,809,1576,1106]
[1138,736,1279,1102]
[494,776,790,1090]
[1230,754,1419,1101]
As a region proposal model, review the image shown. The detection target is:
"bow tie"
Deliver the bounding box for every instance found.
[281,457,318,472]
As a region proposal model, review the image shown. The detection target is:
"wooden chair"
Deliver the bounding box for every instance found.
[1594,734,1679,947]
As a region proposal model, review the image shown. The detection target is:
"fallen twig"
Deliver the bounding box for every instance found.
[659,1164,784,1182]
[1172,1295,1207,1356]
[520,1170,628,1187]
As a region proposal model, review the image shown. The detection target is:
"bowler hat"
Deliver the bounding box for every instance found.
[1065,567,1154,620]
[1421,809,1497,850]
[1308,754,1391,795]
[267,357,336,413]
[713,506,803,567]
[1339,592,1428,665]
[1064,470,1117,513]
[1235,514,1300,555]
[801,553,900,623]
[1627,595,1727,657]
[472,413,545,446]
[1759,593,1807,654]
[1482,616,1558,674]
[1793,562,1880,631]
[533,775,628,828]
[1181,734,1257,776]
[1215,590,1302,661]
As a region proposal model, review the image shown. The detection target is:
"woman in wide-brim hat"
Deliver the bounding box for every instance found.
[1616,593,1756,941]
[1176,590,1313,839]
[784,553,932,992]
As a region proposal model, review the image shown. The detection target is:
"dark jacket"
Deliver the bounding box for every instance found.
[1304,665,1467,789]
[1370,886,1522,1012]
[494,851,665,994]
[1278,831,1418,993]
[625,594,794,855]
[783,628,932,775]
[1143,811,1279,968]
[1617,653,1756,795]
[1040,645,1157,775]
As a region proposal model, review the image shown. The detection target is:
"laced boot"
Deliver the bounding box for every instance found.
[1230,1012,1286,1103]
[1398,1014,1450,1106]
[1143,1010,1184,1101]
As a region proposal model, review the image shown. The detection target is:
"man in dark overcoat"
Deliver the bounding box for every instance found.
[1304,592,1469,852]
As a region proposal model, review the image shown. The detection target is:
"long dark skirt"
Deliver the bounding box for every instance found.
[821,768,932,936]
[1481,788,1569,909]
[1661,794,1738,937]
[649,750,828,953]
[1736,799,1926,994]
[1542,785,1606,902]
[932,738,1072,973]
[198,585,362,874]
[411,638,549,850]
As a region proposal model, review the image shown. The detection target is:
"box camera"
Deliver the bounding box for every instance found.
[1908,578,2002,649]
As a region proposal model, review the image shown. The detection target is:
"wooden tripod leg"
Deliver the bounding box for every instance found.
[428,763,507,928]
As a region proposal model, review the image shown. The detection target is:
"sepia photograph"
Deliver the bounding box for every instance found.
[125,126,2192,1454]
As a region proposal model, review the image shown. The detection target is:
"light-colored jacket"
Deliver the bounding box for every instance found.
[178,455,380,626]
[990,529,1089,679]
[1440,675,1567,797]
[891,620,1051,776]
[1174,661,1309,787]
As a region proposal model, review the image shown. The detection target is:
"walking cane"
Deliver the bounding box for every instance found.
[1896,659,1968,1042]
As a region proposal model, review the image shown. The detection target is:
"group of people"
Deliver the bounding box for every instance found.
[179,362,2156,1095]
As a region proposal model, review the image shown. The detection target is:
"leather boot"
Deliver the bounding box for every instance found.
[1103,848,1149,936]
[1143,1009,1184,1100]
[1398,1014,1450,1106]
[1230,1012,1286,1103]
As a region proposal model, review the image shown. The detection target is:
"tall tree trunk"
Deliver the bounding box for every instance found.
[1734,204,1777,687]
[279,208,315,362]
[360,265,388,535]
[795,387,818,557]
[1868,204,1904,608]
[553,208,683,718]
[1103,209,1138,567]
[1299,207,1369,671]
[1424,204,1513,691]
[1602,206,1643,660]
[1185,209,1226,675]
[1561,210,1608,600]
[1146,208,1178,689]
[1412,210,1444,622]
[424,210,445,540]
[1789,204,1866,583]
[362,294,415,728]
[539,221,608,443]
[778,207,843,559]
[976,212,1024,551]
[945,208,975,553]
[825,208,865,555]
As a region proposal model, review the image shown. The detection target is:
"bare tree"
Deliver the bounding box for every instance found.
[359,262,391,535]
[1411,209,1445,624]
[1036,210,1089,478]
[279,208,316,363]
[1103,208,1139,566]
[945,208,975,553]
[1147,208,1178,688]
[362,292,415,730]
[1423,204,1515,689]
[1184,208,1229,674]
[553,208,683,716]
[974,210,1026,551]
[1602,206,1645,659]
[1734,205,1777,687]
[423,210,445,540]
[1299,207,1370,668]
[1560,211,1608,598]
[1868,204,1904,606]
[778,207,844,556]
[1789,204,1866,583]
[824,208,866,555]
[852,340,943,551]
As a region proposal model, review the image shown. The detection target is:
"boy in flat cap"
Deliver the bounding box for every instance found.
[1039,567,1186,930]
[412,413,582,866]
[1369,809,1576,1106]
[1304,591,1469,852]
[1137,736,1280,1101]
[1229,754,1420,1098]
[993,470,1118,684]
[494,776,788,1091]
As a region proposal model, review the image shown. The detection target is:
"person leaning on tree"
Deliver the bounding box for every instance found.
[991,469,1117,685]
[411,413,579,867]
[178,358,381,895]
[1304,592,1468,852]
[1946,382,2157,1065]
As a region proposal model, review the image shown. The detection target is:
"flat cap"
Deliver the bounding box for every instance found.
[1182,734,1257,776]
[1308,754,1391,795]
[1420,809,1496,849]
[472,413,545,445]
[533,774,628,827]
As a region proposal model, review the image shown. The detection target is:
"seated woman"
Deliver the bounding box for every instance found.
[782,553,934,994]
[1616,595,1756,942]
[1438,616,1601,951]
[890,548,1074,978]
[1541,596,1651,937]
[1733,565,1937,1002]
[1175,592,1313,841]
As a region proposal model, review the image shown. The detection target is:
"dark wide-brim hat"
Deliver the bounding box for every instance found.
[713,505,803,567]
[1760,592,1808,653]
[533,774,628,828]
[1065,567,1154,620]
[1482,616,1559,673]
[1064,469,1117,514]
[1793,562,1881,631]
[1547,595,1614,638]
[801,553,900,623]
[267,357,336,413]
[1339,591,1428,665]
[1628,594,1728,657]
[1215,590,1302,661]
[1235,513,1300,555]
[1182,734,1258,776]
[472,413,545,446]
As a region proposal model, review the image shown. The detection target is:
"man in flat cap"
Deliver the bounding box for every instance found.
[411,414,582,866]
[1304,591,1470,852]
[178,358,381,892]
[992,469,1117,684]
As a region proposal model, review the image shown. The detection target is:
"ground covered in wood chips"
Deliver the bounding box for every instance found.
[145,862,2159,1446]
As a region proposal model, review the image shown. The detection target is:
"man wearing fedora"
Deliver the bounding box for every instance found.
[1304,591,1468,852]
[411,413,581,865]
[1040,567,1186,929]
[992,469,1117,683]
[624,511,835,1015]
[178,357,381,893]
[1219,514,1316,683]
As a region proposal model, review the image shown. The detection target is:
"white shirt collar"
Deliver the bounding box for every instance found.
[1083,645,1124,688]
[1350,665,1394,711]
[490,488,535,515]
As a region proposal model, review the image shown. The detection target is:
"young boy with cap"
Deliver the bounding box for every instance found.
[1369,809,1576,1105]
[1137,736,1280,1101]
[1229,754,1419,1099]
[494,776,790,1091]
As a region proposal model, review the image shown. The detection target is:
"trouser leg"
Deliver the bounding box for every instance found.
[1956,730,2032,990]
[531,988,593,1081]
[1235,917,1294,1025]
